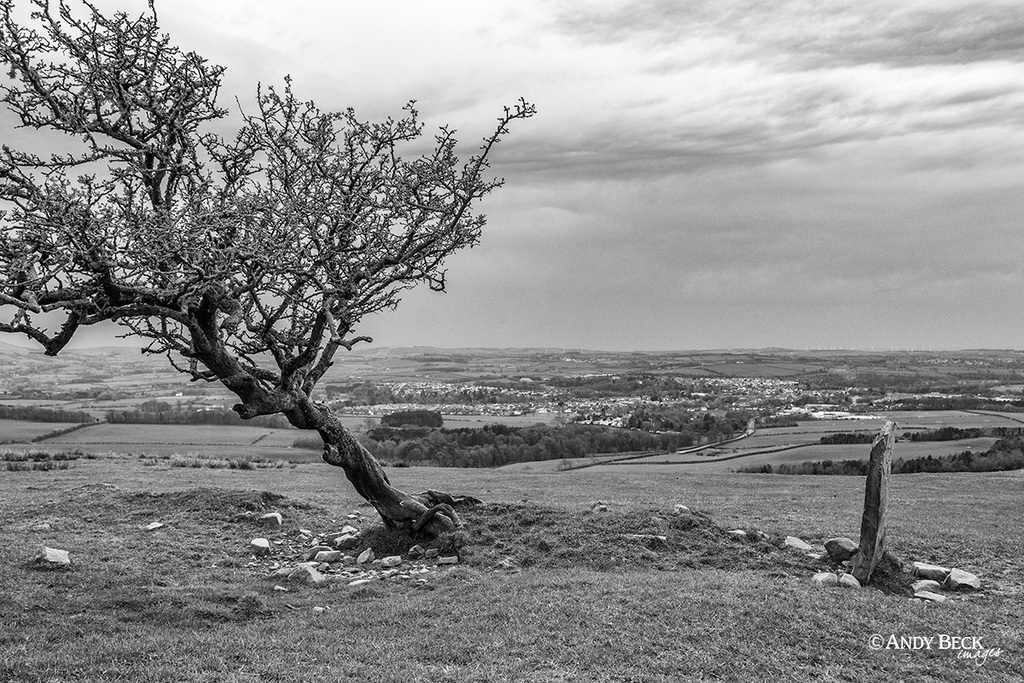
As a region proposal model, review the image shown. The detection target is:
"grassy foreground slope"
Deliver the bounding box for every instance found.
[1,459,1021,682]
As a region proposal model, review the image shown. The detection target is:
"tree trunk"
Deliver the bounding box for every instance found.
[288,398,479,537]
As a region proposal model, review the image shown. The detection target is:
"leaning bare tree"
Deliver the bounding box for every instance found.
[0,0,534,536]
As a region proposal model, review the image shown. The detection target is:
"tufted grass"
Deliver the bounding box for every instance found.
[0,459,1021,682]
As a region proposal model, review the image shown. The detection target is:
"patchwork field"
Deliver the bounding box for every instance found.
[1,457,1020,681]
[0,420,82,444]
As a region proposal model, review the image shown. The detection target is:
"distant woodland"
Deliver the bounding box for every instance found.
[738,435,1024,475]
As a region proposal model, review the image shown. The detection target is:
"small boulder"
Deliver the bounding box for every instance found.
[249,538,272,556]
[304,545,333,561]
[914,590,947,603]
[34,546,71,567]
[145,522,164,532]
[348,578,371,587]
[911,579,942,593]
[911,562,950,582]
[812,572,838,585]
[313,550,342,563]
[784,536,813,552]
[727,529,747,538]
[357,548,375,565]
[260,512,283,526]
[824,537,858,563]
[288,563,327,585]
[838,573,861,589]
[592,504,608,513]
[408,545,425,559]
[673,504,690,514]
[437,556,459,565]
[381,555,402,568]
[944,568,981,591]
[424,548,440,559]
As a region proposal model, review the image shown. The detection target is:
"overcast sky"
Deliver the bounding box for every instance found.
[8,0,1024,351]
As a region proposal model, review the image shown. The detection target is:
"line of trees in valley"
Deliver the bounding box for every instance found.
[737,435,1024,475]
[362,423,696,468]
[0,404,95,423]
[902,426,1024,441]
[105,406,290,429]
[292,414,746,468]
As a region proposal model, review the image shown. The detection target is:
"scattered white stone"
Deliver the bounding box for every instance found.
[911,579,942,593]
[273,585,289,592]
[437,556,459,565]
[348,578,371,587]
[333,534,359,550]
[30,522,52,532]
[727,529,747,538]
[314,550,342,563]
[381,555,402,568]
[912,562,950,582]
[838,573,861,589]
[806,553,824,561]
[914,590,947,603]
[623,533,667,545]
[145,522,164,532]
[35,546,71,566]
[944,568,981,591]
[784,536,813,551]
[260,512,283,526]
[298,528,313,537]
[812,572,839,585]
[592,504,608,513]
[340,525,359,536]
[357,548,375,564]
[346,514,360,520]
[824,537,858,563]
[673,504,690,514]
[249,538,271,556]
[312,606,326,614]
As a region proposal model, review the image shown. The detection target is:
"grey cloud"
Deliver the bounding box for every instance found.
[549,0,1024,68]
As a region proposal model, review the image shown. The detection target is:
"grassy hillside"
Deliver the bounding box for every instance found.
[1,458,1020,681]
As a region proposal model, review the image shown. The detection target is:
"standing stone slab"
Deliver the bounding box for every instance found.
[850,421,896,585]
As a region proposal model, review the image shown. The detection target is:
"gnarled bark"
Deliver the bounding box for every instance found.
[284,396,479,537]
